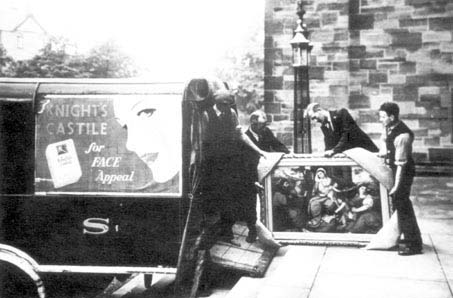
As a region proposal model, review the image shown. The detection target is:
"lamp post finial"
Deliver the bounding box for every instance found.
[296,1,305,21]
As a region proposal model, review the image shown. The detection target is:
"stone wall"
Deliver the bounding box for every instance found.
[264,0,453,163]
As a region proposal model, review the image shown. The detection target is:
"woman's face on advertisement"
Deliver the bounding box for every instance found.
[114,96,180,174]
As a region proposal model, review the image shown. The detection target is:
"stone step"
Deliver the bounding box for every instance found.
[224,245,326,298]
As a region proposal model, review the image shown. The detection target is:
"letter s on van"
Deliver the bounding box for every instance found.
[83,218,110,235]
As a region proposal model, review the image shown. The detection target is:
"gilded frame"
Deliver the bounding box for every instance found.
[263,155,391,246]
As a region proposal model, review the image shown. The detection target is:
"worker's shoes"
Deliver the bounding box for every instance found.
[398,243,423,256]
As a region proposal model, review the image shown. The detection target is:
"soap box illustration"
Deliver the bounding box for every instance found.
[45,139,82,188]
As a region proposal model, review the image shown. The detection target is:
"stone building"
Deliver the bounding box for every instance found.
[264,0,453,166]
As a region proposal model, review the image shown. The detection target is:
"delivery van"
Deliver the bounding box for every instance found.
[0,78,216,297]
[0,78,395,298]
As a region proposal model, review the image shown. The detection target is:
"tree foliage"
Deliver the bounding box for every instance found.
[1,39,137,78]
[84,41,137,78]
[216,51,264,115]
[0,46,16,77]
[14,43,78,78]
[213,29,264,125]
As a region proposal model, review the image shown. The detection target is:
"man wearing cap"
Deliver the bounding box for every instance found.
[304,103,378,157]
[200,90,268,246]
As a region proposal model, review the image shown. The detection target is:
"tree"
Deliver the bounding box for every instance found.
[0,46,17,77]
[213,29,265,125]
[216,50,264,115]
[14,43,84,78]
[84,41,137,78]
[12,39,137,78]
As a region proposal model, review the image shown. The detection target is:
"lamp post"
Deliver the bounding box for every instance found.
[290,1,312,153]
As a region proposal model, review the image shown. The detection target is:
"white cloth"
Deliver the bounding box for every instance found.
[257,152,285,182]
[343,147,394,190]
[365,211,400,250]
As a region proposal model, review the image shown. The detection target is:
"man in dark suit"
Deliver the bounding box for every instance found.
[240,110,290,242]
[304,103,378,157]
[245,110,290,154]
[200,91,268,246]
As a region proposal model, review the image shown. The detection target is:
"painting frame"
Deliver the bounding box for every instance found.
[262,155,391,246]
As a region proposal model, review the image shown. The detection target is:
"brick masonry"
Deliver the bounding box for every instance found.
[264,0,453,163]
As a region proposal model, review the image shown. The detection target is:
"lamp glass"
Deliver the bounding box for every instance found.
[292,45,307,67]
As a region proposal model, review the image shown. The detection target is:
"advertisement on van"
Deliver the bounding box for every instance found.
[35,94,182,196]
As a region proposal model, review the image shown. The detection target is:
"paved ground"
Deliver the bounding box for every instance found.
[210,176,453,298]
[16,176,449,298]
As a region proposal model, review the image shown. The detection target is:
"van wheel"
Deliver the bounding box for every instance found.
[0,261,38,298]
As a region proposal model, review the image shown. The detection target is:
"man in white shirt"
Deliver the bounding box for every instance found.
[378,102,422,256]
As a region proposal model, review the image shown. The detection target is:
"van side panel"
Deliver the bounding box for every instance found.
[2,196,180,266]
[0,81,186,268]
[0,99,34,194]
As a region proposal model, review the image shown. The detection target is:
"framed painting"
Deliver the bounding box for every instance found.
[262,154,392,245]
